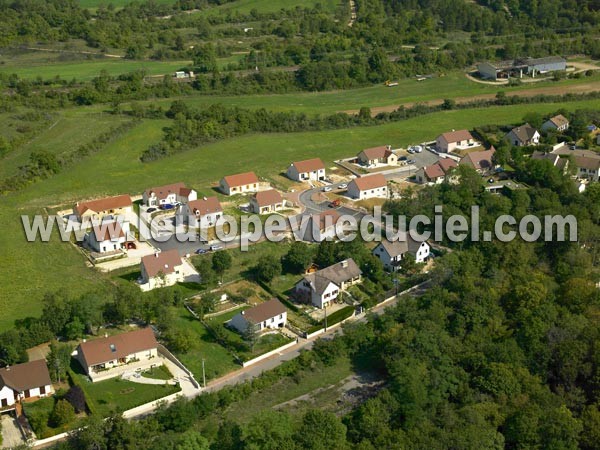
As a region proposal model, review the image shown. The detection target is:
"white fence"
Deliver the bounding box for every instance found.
[241,339,298,368]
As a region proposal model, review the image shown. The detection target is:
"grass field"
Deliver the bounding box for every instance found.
[153,72,600,114]
[205,0,341,15]
[2,98,600,330]
[78,0,174,8]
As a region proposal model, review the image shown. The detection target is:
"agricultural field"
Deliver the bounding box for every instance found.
[2,98,600,330]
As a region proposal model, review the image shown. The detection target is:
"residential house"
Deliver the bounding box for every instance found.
[286,158,326,182]
[347,174,388,200]
[436,130,475,153]
[229,298,287,333]
[574,156,600,182]
[531,151,569,173]
[76,328,158,380]
[506,124,540,146]
[85,220,131,254]
[220,172,260,196]
[250,189,284,214]
[295,259,362,308]
[297,210,341,242]
[357,145,397,166]
[142,182,197,207]
[0,360,53,408]
[541,114,569,133]
[74,195,132,221]
[373,237,430,272]
[177,196,222,228]
[460,147,497,174]
[415,159,458,184]
[140,249,185,289]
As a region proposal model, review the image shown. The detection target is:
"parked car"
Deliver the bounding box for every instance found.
[407,159,416,164]
[414,146,423,153]
[322,186,332,192]
[195,248,207,254]
[399,156,408,161]
[337,183,348,189]
[407,148,415,154]
[147,207,157,213]
[210,244,223,251]
[161,204,175,210]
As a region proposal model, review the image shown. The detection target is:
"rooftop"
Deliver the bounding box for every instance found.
[141,249,183,278]
[0,359,52,392]
[253,189,283,207]
[77,328,158,367]
[223,172,259,188]
[188,196,222,216]
[76,194,132,216]
[291,158,325,173]
[349,173,387,191]
[239,298,287,324]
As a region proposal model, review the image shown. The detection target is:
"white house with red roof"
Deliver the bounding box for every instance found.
[220,172,260,195]
[178,196,223,228]
[250,189,284,214]
[142,182,197,207]
[140,249,185,290]
[347,174,388,199]
[286,158,326,182]
[74,195,132,221]
[436,130,476,153]
[86,220,132,253]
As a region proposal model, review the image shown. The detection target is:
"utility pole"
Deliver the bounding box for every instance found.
[202,358,206,389]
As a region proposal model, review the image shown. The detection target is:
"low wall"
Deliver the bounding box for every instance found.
[157,344,201,389]
[241,339,298,368]
[122,392,182,420]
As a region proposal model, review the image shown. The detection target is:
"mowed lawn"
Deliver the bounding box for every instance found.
[2,98,600,330]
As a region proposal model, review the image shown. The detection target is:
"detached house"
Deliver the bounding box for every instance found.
[460,148,497,174]
[250,189,284,214]
[0,360,53,409]
[373,237,431,272]
[178,196,222,228]
[541,114,569,133]
[574,156,600,182]
[142,182,197,207]
[357,146,397,166]
[141,249,185,289]
[76,328,159,381]
[347,174,388,200]
[415,159,458,184]
[531,151,569,173]
[295,259,362,308]
[297,210,341,242]
[287,158,326,182]
[74,195,132,221]
[229,298,287,333]
[436,130,475,153]
[86,220,132,254]
[506,124,540,147]
[220,172,260,196]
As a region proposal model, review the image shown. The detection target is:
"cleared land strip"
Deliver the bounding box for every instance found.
[342,80,600,116]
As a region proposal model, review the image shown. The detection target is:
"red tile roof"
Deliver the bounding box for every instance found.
[188,197,222,215]
[144,182,190,201]
[423,164,446,180]
[359,146,392,160]
[141,249,183,278]
[77,328,158,367]
[253,189,283,207]
[92,221,125,242]
[439,129,473,144]
[291,158,325,173]
[438,158,458,172]
[350,174,387,191]
[460,148,495,171]
[76,195,132,216]
[0,359,51,392]
[240,298,287,324]
[222,172,259,188]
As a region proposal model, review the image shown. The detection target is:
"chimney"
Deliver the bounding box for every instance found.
[164,264,169,269]
[387,145,391,150]
[104,333,108,338]
[155,252,159,258]
[341,260,348,268]
[83,339,86,343]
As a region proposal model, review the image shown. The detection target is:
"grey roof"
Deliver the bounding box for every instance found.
[531,151,560,166]
[508,123,538,143]
[378,237,424,258]
[523,56,566,66]
[303,259,362,293]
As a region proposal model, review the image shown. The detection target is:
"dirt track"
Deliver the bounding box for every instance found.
[343,80,600,116]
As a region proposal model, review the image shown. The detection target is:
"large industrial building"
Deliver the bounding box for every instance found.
[477,56,566,81]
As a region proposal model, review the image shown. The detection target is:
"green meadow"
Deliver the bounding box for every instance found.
[1,98,600,330]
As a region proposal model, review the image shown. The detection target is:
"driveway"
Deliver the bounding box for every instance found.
[1,413,25,449]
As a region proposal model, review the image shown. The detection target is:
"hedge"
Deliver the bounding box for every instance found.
[307,305,355,334]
